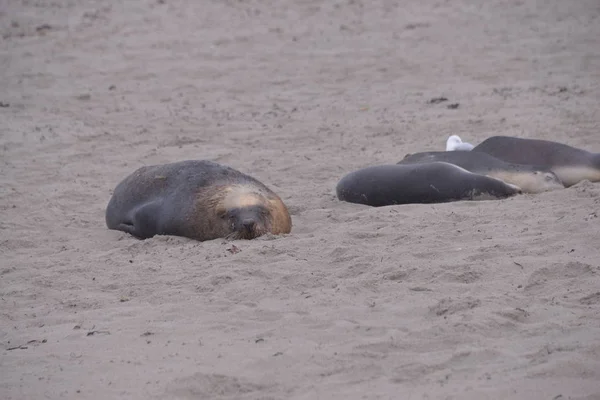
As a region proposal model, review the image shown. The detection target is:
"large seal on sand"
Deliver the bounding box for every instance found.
[106,160,292,241]
[472,136,600,187]
[336,162,522,207]
[398,151,564,193]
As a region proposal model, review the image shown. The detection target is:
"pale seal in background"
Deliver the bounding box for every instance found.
[472,136,600,187]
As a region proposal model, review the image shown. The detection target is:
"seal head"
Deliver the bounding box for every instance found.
[213,186,290,240]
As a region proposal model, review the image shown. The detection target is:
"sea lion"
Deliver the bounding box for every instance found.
[336,162,522,207]
[105,160,292,241]
[472,136,600,187]
[446,135,474,151]
[398,151,564,193]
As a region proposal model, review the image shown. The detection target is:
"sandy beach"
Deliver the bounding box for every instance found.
[1,0,600,399]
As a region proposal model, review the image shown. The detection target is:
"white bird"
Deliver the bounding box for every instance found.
[446,135,474,151]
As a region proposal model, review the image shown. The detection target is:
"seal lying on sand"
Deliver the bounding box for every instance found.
[336,162,522,207]
[398,151,564,193]
[106,160,292,241]
[446,135,474,151]
[472,136,600,187]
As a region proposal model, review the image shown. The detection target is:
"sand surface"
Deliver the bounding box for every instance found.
[2,0,600,399]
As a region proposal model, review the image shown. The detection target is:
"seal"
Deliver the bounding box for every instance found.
[105,160,292,241]
[398,151,564,193]
[472,136,600,187]
[336,162,522,207]
[446,135,474,151]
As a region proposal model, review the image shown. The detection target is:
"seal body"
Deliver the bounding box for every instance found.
[446,135,474,151]
[398,151,564,193]
[472,136,600,187]
[106,160,292,241]
[336,162,522,207]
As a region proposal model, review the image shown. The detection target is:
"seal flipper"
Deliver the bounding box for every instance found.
[117,222,143,239]
[122,200,164,239]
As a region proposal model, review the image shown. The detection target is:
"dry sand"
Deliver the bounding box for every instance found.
[2,0,600,399]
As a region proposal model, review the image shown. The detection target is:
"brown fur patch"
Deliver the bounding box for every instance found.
[222,186,265,210]
[267,197,292,235]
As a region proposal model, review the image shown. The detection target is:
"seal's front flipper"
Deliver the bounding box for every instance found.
[126,201,163,239]
[117,222,146,239]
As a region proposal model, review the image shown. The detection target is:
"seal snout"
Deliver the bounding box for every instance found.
[233,215,264,240]
[225,204,271,240]
[242,218,257,232]
[236,217,263,239]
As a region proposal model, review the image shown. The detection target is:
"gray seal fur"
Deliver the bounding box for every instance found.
[336,162,522,207]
